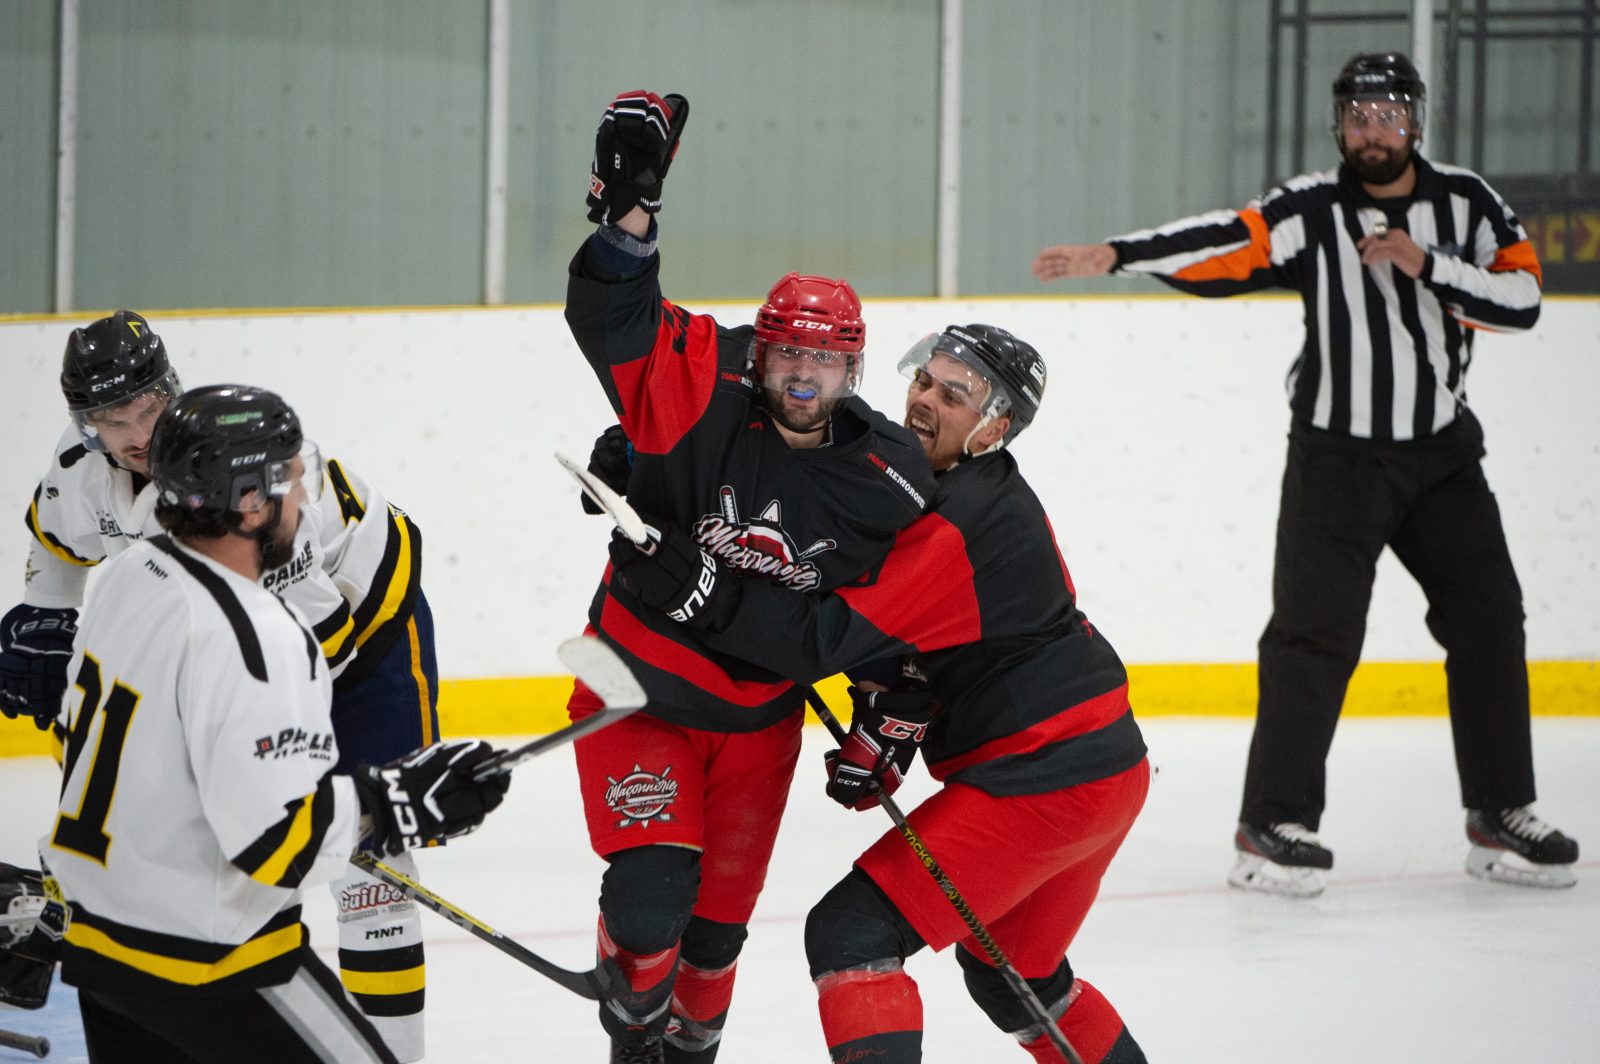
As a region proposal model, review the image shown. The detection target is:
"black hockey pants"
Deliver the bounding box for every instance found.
[77,945,398,1064]
[1239,410,1536,830]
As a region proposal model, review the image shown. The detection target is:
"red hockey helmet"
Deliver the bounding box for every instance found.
[754,273,865,354]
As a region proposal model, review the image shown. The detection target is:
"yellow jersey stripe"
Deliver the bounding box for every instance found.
[64,919,303,985]
[340,964,427,996]
[320,614,356,661]
[406,615,435,745]
[355,512,413,650]
[28,498,97,567]
[248,793,316,887]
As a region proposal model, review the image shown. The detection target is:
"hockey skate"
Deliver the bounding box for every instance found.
[1465,806,1579,889]
[1228,822,1333,898]
[610,1036,665,1064]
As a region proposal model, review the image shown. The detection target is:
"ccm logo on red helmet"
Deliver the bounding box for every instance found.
[791,320,834,332]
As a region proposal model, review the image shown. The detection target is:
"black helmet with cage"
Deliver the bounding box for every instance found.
[897,324,1047,447]
[60,310,183,452]
[149,385,322,541]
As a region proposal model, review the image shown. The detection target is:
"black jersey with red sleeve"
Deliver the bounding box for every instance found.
[565,236,935,733]
[696,451,1146,795]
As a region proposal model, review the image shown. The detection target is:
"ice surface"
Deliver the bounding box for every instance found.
[2,717,1595,1063]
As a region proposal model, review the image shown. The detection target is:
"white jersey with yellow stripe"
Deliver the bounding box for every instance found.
[41,536,363,992]
[20,425,422,683]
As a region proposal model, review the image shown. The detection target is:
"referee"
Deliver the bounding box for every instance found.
[1031,52,1578,896]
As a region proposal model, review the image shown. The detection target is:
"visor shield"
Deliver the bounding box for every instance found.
[74,369,183,453]
[265,439,325,503]
[1336,98,1416,137]
[896,334,1006,418]
[752,340,862,434]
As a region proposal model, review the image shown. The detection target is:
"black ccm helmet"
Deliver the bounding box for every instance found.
[1332,52,1426,134]
[60,310,183,450]
[149,385,320,520]
[898,324,1047,446]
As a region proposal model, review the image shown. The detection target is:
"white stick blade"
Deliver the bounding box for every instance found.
[556,450,650,545]
[556,635,647,711]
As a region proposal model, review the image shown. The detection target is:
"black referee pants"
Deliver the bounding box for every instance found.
[76,945,398,1063]
[1239,410,1536,831]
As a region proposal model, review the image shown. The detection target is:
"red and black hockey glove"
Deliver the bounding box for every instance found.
[824,686,938,811]
[586,90,690,225]
[0,604,78,731]
[352,739,511,856]
[581,424,633,516]
[608,522,740,631]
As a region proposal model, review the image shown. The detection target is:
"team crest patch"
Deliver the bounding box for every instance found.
[691,489,834,591]
[605,765,679,828]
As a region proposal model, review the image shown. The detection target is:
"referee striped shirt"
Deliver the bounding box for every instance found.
[1108,155,1542,441]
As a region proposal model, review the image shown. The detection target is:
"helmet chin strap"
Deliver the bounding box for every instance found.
[961,413,1005,459]
[228,497,290,569]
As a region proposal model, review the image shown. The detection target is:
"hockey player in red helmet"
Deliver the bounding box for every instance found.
[567,90,935,1063]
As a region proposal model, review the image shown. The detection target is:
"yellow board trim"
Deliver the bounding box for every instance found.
[250,793,316,887]
[340,964,427,997]
[3,661,1595,758]
[65,919,303,985]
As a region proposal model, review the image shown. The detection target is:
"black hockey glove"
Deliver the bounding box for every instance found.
[824,686,938,811]
[0,863,56,1010]
[582,424,634,516]
[607,522,740,631]
[0,604,78,730]
[352,739,511,857]
[586,90,690,225]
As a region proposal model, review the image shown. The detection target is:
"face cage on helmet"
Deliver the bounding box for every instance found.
[73,369,183,453]
[751,340,862,402]
[897,334,1010,421]
[161,439,324,514]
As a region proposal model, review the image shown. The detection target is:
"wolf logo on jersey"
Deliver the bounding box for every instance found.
[690,490,834,591]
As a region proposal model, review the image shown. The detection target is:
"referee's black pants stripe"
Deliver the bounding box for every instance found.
[77,946,398,1063]
[1240,411,1535,829]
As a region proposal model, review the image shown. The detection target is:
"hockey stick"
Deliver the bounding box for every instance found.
[0,1028,49,1059]
[804,688,1085,1064]
[469,634,647,781]
[347,634,646,1000]
[557,450,651,546]
[351,853,606,1000]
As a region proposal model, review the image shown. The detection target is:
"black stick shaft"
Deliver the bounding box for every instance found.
[805,688,1084,1064]
[351,854,605,1001]
[0,1028,49,1059]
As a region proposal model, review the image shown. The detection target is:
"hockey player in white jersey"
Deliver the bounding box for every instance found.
[0,312,440,1058]
[29,383,509,1063]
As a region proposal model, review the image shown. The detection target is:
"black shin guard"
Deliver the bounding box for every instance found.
[957,947,1075,1034]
